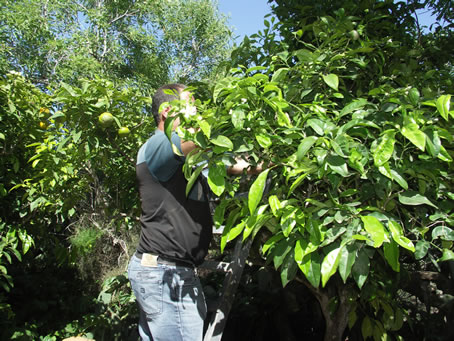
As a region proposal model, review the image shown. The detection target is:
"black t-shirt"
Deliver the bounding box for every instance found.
[135,130,212,266]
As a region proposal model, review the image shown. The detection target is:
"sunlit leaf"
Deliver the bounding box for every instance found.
[326,155,349,177]
[296,136,318,160]
[361,216,386,248]
[298,252,321,288]
[208,162,226,196]
[388,220,415,252]
[373,130,395,166]
[321,247,342,287]
[439,249,454,262]
[338,243,358,283]
[436,95,451,121]
[248,169,270,215]
[401,123,426,151]
[398,191,437,208]
[210,135,233,150]
[339,98,368,117]
[322,73,339,91]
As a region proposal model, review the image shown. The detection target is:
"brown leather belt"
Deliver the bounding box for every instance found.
[135,251,194,268]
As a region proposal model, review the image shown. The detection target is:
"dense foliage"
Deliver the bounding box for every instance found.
[0,0,232,88]
[176,1,453,339]
[0,0,453,340]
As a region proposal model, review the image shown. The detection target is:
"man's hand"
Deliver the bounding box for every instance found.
[228,158,265,175]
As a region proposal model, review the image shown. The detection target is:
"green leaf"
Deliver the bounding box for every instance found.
[388,220,415,252]
[338,243,358,283]
[322,74,339,91]
[401,123,426,151]
[361,216,386,248]
[246,65,267,74]
[425,129,441,157]
[294,49,313,62]
[164,115,177,141]
[248,169,270,215]
[298,252,321,288]
[276,109,292,127]
[61,82,78,97]
[384,240,400,272]
[288,173,309,197]
[339,99,368,118]
[296,136,318,161]
[271,68,289,83]
[199,120,211,138]
[208,162,226,196]
[281,251,298,287]
[436,95,451,121]
[213,200,228,228]
[408,88,420,106]
[226,221,246,244]
[272,238,292,269]
[362,316,373,339]
[432,226,454,241]
[352,248,370,289]
[210,135,233,150]
[439,249,454,262]
[415,240,430,259]
[213,77,234,102]
[438,145,453,162]
[268,195,281,217]
[326,155,349,177]
[373,131,396,167]
[263,233,284,255]
[307,118,325,136]
[256,134,272,148]
[231,109,245,130]
[321,247,342,287]
[390,169,408,190]
[72,130,82,144]
[220,209,241,252]
[378,162,392,179]
[185,164,205,197]
[349,309,358,330]
[281,208,297,237]
[243,208,269,240]
[398,191,437,208]
[295,239,318,262]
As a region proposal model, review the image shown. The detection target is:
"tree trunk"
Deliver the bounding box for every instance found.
[298,277,355,341]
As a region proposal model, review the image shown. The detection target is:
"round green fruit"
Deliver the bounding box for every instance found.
[118,127,130,137]
[348,30,359,40]
[408,88,420,106]
[98,112,114,127]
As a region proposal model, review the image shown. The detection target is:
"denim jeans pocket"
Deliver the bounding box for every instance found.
[133,270,164,317]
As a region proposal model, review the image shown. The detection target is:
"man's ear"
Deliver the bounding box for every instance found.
[160,104,172,120]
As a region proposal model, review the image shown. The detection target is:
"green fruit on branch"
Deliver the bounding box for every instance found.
[348,30,359,40]
[98,112,114,127]
[118,127,130,137]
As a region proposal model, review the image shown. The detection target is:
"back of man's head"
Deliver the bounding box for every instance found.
[151,83,186,125]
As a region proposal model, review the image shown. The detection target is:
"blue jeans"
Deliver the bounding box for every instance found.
[128,254,207,341]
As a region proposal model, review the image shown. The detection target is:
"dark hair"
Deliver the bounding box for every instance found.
[151,83,186,125]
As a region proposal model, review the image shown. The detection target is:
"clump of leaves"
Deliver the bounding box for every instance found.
[70,227,104,256]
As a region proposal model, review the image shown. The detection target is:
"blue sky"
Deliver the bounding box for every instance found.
[217,0,439,42]
[218,0,273,42]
